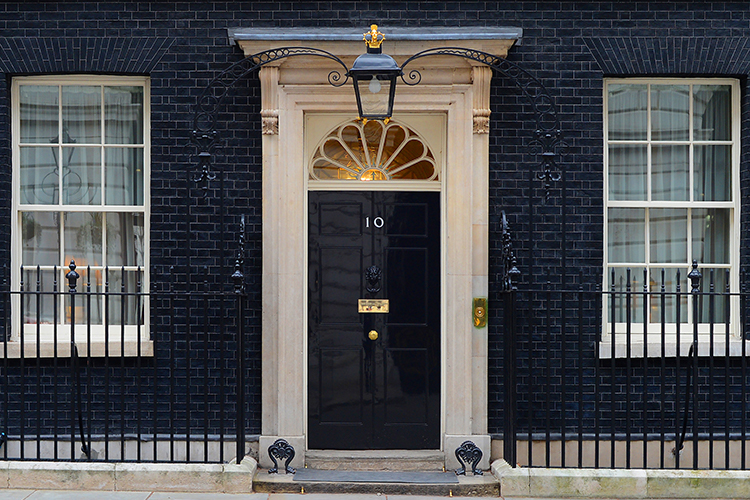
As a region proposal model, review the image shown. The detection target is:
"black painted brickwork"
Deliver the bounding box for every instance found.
[0,1,749,445]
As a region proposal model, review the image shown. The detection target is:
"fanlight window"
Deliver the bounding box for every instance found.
[310,119,439,181]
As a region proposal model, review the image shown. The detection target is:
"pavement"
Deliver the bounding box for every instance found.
[0,493,501,499]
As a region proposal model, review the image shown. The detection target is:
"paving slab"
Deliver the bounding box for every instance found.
[24,491,149,500]
[0,491,35,500]
[267,496,381,500]
[148,494,267,500]
[387,496,490,500]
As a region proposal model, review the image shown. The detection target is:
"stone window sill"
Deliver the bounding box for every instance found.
[1,340,154,358]
[599,338,750,359]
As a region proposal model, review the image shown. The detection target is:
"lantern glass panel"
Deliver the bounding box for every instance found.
[356,76,392,118]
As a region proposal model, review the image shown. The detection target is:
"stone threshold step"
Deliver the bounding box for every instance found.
[305,449,446,471]
[253,468,499,496]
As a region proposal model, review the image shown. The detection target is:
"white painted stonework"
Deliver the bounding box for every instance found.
[233,28,519,469]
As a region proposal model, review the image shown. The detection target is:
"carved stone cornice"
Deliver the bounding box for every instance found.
[473,109,491,134]
[472,66,492,134]
[261,109,279,135]
[259,66,280,135]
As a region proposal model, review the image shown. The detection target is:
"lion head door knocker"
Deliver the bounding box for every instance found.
[365,265,382,293]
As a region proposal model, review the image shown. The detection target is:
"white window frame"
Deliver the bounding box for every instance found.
[9,75,151,357]
[602,77,743,358]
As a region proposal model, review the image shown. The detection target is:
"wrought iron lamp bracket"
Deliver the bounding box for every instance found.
[192,45,564,201]
[400,47,566,200]
[191,47,350,195]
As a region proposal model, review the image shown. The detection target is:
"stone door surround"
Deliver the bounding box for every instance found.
[229,26,521,470]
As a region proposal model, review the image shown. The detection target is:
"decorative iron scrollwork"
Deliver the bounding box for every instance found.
[500,211,521,291]
[400,47,566,200]
[268,438,296,474]
[192,45,564,202]
[232,215,246,294]
[365,265,382,293]
[191,48,350,195]
[454,440,483,476]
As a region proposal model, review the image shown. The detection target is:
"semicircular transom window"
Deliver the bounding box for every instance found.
[310,119,439,182]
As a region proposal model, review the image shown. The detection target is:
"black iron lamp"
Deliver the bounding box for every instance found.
[348,25,403,121]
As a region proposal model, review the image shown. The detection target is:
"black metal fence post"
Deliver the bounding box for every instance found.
[232,215,246,465]
[503,282,518,466]
[688,261,702,469]
[501,212,520,467]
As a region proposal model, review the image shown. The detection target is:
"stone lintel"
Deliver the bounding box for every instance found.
[231,27,521,62]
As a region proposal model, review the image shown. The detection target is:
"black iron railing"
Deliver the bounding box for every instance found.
[0,262,249,464]
[4,257,750,470]
[501,261,750,470]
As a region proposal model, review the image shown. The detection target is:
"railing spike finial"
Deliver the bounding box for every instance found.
[688,260,702,293]
[66,260,79,292]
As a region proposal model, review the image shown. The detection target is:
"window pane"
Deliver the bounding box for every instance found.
[608,208,645,263]
[607,267,646,324]
[64,266,102,326]
[694,85,731,141]
[105,148,144,205]
[694,145,731,201]
[608,145,646,200]
[105,86,144,145]
[107,213,145,267]
[106,269,144,326]
[62,86,101,144]
[696,268,730,324]
[650,209,687,264]
[19,85,58,144]
[608,84,647,140]
[20,146,58,204]
[648,269,688,324]
[63,146,101,205]
[63,212,102,268]
[692,208,730,264]
[651,85,689,141]
[21,268,58,328]
[652,145,689,201]
[21,212,59,266]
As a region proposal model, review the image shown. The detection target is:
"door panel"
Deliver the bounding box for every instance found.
[308,191,440,450]
[319,348,364,424]
[318,247,363,324]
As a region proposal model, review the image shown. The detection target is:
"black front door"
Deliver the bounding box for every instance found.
[308,191,440,449]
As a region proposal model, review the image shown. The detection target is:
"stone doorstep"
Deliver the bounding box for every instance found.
[492,459,750,499]
[252,467,500,496]
[0,458,257,493]
[304,449,446,471]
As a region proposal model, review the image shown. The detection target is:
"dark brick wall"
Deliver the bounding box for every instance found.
[0,1,748,448]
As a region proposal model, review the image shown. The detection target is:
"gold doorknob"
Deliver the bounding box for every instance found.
[368,330,379,341]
